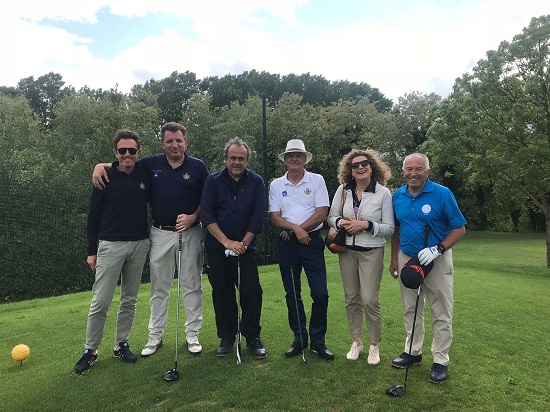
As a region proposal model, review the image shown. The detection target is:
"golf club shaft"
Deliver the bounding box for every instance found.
[175,232,182,369]
[404,286,422,385]
[289,263,306,362]
[236,255,242,364]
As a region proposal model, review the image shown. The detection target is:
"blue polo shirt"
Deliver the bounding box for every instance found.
[200,168,265,251]
[392,179,466,256]
[86,161,151,255]
[139,153,209,226]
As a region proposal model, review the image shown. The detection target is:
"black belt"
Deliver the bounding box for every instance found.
[153,222,177,231]
[347,245,380,252]
[153,220,200,231]
[308,229,321,238]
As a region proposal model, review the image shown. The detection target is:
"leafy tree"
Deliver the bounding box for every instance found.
[141,71,200,124]
[426,15,550,268]
[16,72,72,130]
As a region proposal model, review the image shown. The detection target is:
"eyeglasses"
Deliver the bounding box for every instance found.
[117,148,138,155]
[351,160,370,169]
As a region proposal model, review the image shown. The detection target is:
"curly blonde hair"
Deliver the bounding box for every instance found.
[337,149,391,186]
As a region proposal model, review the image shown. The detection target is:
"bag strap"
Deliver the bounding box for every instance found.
[424,225,430,248]
[340,184,346,215]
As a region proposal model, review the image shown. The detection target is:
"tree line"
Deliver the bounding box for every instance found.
[1,15,548,302]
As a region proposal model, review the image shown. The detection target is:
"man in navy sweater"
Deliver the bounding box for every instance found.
[75,129,151,374]
[200,137,267,359]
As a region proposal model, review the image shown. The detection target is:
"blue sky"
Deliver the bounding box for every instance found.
[1,0,548,101]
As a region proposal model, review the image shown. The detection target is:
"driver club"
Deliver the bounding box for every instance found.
[386,286,421,397]
[163,232,183,382]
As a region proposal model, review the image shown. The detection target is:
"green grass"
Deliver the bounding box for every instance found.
[1,231,549,412]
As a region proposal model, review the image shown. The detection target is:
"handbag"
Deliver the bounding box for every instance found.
[325,186,347,254]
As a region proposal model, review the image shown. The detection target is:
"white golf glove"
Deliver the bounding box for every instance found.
[418,246,441,266]
[225,249,238,257]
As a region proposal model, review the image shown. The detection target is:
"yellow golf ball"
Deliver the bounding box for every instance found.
[11,344,30,362]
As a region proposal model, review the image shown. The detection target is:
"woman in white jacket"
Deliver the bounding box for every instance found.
[327,149,394,364]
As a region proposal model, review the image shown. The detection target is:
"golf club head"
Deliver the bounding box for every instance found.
[386,384,406,397]
[163,368,179,382]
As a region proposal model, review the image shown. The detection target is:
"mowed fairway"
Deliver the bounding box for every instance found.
[1,231,548,412]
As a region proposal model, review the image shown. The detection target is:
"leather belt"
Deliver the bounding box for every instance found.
[308,229,321,238]
[153,220,200,231]
[153,222,177,231]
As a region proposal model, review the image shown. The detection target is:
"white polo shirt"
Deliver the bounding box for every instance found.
[269,170,330,231]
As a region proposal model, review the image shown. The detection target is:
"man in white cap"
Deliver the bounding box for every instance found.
[269,139,334,360]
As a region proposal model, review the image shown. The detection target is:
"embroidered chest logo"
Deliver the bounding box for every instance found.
[304,188,311,196]
[153,170,161,179]
[421,204,432,214]
[282,190,288,197]
[139,182,146,190]
[183,173,190,180]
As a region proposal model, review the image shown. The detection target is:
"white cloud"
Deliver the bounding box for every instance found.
[0,0,548,101]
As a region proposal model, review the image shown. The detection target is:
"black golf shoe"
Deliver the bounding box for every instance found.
[391,352,422,368]
[429,363,448,384]
[311,343,335,361]
[216,337,235,357]
[285,341,307,357]
[247,337,267,359]
[114,342,137,363]
[74,349,97,374]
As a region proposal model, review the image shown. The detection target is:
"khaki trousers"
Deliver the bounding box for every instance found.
[85,239,150,349]
[147,224,203,340]
[338,247,384,344]
[398,249,454,365]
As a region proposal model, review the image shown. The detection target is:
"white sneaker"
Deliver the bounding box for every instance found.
[141,338,163,357]
[367,344,380,365]
[346,342,363,361]
[187,335,203,354]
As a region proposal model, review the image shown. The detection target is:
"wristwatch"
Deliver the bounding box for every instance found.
[436,243,446,254]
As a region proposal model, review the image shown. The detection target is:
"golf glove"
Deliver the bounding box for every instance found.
[225,249,238,257]
[418,246,441,266]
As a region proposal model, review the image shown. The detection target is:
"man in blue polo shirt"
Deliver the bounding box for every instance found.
[389,153,466,384]
[92,122,209,356]
[200,137,266,359]
[75,129,151,374]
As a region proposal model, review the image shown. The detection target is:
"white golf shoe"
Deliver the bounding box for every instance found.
[367,344,380,365]
[346,341,363,361]
[187,335,202,354]
[141,338,163,357]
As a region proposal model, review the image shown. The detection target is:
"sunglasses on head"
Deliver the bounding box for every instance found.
[117,148,138,155]
[351,160,370,169]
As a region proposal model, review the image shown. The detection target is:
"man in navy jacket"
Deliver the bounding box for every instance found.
[200,137,266,359]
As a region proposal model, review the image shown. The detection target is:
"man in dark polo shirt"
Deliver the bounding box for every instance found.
[75,129,151,374]
[92,122,209,356]
[200,137,266,359]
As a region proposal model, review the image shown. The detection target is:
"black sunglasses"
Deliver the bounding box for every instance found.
[117,148,138,155]
[351,160,370,169]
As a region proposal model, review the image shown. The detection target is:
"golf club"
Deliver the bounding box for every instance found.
[236,255,242,365]
[386,286,421,397]
[289,263,306,363]
[163,232,183,382]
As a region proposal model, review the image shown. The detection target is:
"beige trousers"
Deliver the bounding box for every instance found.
[398,249,454,365]
[338,247,384,344]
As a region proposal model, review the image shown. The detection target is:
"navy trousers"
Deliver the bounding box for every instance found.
[277,234,329,346]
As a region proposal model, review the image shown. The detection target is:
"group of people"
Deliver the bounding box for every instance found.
[75,123,466,386]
